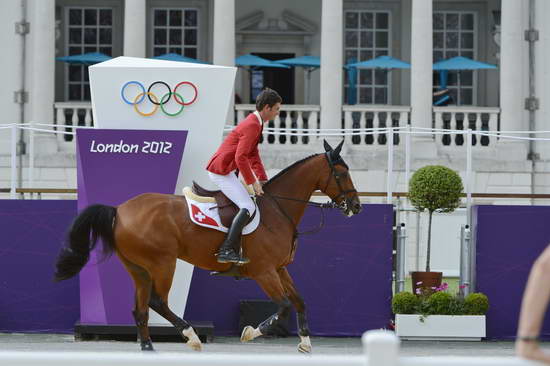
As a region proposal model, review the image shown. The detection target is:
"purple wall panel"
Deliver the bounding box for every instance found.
[76,129,187,324]
[184,204,393,336]
[0,200,78,333]
[474,205,550,339]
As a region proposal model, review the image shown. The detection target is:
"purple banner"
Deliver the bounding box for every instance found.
[474,205,550,339]
[184,204,393,336]
[0,200,78,333]
[77,129,187,324]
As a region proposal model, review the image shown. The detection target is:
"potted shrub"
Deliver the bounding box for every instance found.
[408,165,463,294]
[392,284,489,340]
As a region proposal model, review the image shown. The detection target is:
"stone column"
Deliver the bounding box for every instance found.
[320,0,343,132]
[410,0,433,131]
[500,0,528,133]
[123,0,146,57]
[213,0,235,124]
[26,0,57,154]
[533,0,550,160]
[0,1,24,155]
[496,0,528,162]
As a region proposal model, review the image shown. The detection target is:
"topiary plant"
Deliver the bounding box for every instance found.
[392,291,419,314]
[464,293,489,315]
[409,165,463,272]
[425,291,453,315]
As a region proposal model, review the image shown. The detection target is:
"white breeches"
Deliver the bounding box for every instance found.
[208,171,256,214]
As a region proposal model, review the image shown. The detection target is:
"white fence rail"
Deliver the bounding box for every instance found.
[0,331,537,366]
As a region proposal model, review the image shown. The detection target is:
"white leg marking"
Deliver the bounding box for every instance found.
[298,335,312,353]
[240,325,262,342]
[182,327,202,351]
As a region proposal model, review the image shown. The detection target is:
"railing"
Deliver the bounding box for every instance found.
[235,104,320,146]
[343,105,411,146]
[433,106,500,147]
[54,102,93,150]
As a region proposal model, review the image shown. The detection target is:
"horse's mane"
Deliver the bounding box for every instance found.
[263,153,321,187]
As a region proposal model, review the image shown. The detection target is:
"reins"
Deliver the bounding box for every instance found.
[263,192,342,237]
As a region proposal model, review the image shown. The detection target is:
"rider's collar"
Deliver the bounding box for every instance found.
[253,111,263,125]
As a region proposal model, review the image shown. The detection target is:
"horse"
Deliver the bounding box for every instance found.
[54,139,362,353]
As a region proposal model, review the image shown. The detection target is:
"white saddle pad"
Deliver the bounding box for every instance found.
[182,187,260,234]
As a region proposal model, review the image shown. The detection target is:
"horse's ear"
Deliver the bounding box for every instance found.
[333,139,344,157]
[323,139,333,152]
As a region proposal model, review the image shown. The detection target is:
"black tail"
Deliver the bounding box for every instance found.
[54,204,117,282]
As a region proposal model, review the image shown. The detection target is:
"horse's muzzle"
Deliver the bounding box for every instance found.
[343,197,362,217]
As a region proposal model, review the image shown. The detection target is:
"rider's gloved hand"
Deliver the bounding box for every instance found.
[253,181,264,196]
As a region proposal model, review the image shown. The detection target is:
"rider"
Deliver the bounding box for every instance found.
[206,88,282,264]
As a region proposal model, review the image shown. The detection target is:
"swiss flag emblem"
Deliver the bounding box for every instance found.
[191,204,219,227]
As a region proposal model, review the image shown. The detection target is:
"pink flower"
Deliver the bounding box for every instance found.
[416,281,423,285]
[415,288,422,295]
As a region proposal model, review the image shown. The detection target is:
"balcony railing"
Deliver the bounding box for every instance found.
[343,105,411,146]
[53,102,93,150]
[433,106,500,147]
[52,103,501,149]
[235,104,320,146]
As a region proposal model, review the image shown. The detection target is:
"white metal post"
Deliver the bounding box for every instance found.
[387,127,394,204]
[10,125,17,199]
[29,123,35,188]
[405,125,411,189]
[363,330,400,366]
[466,129,473,226]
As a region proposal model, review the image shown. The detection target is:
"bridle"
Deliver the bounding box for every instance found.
[264,152,357,238]
[322,151,358,210]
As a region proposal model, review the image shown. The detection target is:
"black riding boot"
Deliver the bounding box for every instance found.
[216,208,250,265]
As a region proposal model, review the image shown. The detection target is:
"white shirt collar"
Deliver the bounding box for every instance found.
[253,111,263,125]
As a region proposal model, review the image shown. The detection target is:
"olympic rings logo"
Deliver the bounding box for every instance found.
[120,80,198,117]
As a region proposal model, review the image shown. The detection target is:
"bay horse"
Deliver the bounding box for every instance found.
[54,140,362,353]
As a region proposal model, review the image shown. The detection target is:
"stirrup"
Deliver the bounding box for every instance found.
[216,250,249,265]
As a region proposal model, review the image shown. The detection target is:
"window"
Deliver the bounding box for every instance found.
[65,7,113,101]
[152,8,198,59]
[433,12,476,105]
[344,11,391,104]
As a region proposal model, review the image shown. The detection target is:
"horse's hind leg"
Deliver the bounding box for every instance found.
[120,258,154,351]
[148,260,202,351]
[278,267,312,353]
[241,270,292,344]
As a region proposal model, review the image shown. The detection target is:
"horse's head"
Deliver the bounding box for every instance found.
[319,140,362,217]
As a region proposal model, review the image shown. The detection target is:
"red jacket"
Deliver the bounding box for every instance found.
[206,112,268,185]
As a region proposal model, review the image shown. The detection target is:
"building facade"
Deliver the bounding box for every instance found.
[2,0,550,274]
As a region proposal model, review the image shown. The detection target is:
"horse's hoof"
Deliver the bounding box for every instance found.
[187,339,202,352]
[140,340,155,351]
[298,343,312,354]
[240,326,255,342]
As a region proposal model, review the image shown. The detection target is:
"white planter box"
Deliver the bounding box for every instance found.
[395,314,486,341]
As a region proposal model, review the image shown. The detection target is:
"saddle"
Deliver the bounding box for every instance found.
[192,181,255,228]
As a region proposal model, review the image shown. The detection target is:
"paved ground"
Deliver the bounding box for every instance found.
[1,332,545,357]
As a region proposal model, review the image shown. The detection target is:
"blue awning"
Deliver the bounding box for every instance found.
[346,55,410,69]
[236,54,290,69]
[275,56,320,69]
[433,56,497,70]
[152,53,208,64]
[56,52,111,65]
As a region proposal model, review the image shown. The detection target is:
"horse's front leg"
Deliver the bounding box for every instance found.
[241,271,292,343]
[278,267,311,353]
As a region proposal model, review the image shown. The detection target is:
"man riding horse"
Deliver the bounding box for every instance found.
[206,88,282,265]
